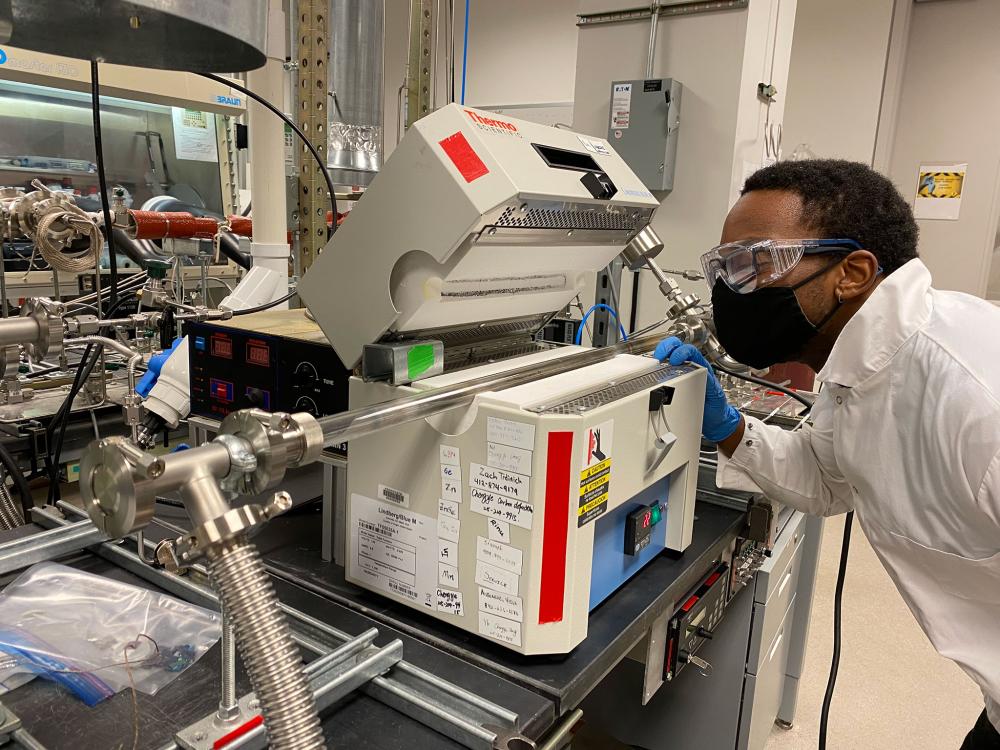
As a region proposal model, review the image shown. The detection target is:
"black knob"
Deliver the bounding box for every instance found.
[696,627,714,640]
[294,362,317,388]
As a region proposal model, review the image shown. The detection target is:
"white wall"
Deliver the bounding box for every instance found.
[460,0,579,108]
[382,0,580,153]
[781,0,895,163]
[886,0,1000,297]
[572,0,797,328]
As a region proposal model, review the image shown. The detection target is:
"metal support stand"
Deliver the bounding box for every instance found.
[592,259,624,346]
[33,505,531,750]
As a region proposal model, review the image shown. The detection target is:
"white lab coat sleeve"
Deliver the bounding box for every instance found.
[716,405,854,517]
[977,447,1000,527]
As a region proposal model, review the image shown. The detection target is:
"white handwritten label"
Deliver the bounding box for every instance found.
[487,518,511,544]
[470,487,534,529]
[440,464,462,482]
[439,445,460,466]
[438,515,460,543]
[475,560,519,596]
[438,498,460,520]
[437,588,464,616]
[476,536,523,575]
[438,563,459,588]
[438,538,458,564]
[478,611,522,647]
[378,484,410,508]
[441,477,461,502]
[487,417,535,451]
[487,442,533,476]
[478,587,523,622]
[469,463,530,502]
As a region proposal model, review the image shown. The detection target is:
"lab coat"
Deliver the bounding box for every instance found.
[717,259,1000,730]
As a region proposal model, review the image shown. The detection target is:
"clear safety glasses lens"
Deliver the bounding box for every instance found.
[701,239,857,294]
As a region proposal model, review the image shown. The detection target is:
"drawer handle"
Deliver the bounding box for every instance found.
[768,630,784,662]
[778,569,792,597]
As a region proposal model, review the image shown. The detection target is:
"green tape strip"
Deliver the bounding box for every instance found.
[407,344,436,380]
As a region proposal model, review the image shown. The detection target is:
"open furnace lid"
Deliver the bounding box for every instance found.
[298,103,660,368]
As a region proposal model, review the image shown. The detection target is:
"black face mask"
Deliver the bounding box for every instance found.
[711,259,843,370]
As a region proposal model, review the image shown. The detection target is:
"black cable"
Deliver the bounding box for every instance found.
[90,60,119,312]
[197,72,339,230]
[0,440,34,521]
[47,345,102,503]
[230,289,298,316]
[628,269,640,334]
[24,362,82,379]
[819,511,854,750]
[713,362,815,412]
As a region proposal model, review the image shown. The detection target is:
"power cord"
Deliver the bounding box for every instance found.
[197,72,339,230]
[819,511,853,750]
[90,60,120,312]
[230,289,298,316]
[712,362,814,413]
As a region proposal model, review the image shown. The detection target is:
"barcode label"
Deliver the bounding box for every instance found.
[378,484,410,508]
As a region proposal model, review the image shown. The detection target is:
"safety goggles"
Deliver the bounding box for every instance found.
[701,238,862,294]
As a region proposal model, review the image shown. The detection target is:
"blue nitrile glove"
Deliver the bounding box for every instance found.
[653,337,742,442]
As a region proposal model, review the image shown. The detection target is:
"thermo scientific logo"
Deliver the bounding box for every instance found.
[0,49,7,65]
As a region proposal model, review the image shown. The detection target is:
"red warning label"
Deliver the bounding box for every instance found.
[438,131,489,183]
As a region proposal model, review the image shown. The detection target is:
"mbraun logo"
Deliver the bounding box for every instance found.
[0,49,7,65]
[216,94,242,106]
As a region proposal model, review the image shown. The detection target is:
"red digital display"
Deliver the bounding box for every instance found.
[246,340,270,366]
[642,510,652,529]
[211,334,233,359]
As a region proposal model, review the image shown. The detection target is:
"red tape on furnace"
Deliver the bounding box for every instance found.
[438,132,489,183]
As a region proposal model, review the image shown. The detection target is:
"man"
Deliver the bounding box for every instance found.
[655,160,1000,749]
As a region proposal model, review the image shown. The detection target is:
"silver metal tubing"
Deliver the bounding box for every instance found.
[0,316,41,347]
[0,519,106,574]
[538,708,583,750]
[140,442,233,501]
[316,331,670,447]
[65,334,143,393]
[645,2,659,78]
[208,538,324,749]
[180,467,233,527]
[0,481,23,530]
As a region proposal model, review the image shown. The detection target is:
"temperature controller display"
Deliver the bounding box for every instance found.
[246,340,271,366]
[624,502,662,556]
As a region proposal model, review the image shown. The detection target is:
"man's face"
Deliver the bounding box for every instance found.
[719,189,842,330]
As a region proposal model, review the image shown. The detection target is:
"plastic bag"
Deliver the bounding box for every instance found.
[0,562,221,705]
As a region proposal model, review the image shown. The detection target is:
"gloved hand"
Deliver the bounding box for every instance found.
[654,337,742,442]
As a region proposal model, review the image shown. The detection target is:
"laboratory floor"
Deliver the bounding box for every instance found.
[765,515,983,750]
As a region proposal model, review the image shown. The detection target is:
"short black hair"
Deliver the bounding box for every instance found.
[742,159,919,274]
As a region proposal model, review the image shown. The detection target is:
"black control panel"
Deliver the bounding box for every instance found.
[188,317,349,420]
[664,562,730,681]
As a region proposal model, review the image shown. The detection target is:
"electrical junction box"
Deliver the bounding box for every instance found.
[607,78,682,193]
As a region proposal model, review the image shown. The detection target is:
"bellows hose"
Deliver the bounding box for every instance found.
[208,538,325,749]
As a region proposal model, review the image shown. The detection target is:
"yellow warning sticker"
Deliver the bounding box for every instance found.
[917,170,964,199]
[578,420,614,527]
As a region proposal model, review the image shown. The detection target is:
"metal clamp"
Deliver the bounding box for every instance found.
[174,491,292,564]
[217,409,323,495]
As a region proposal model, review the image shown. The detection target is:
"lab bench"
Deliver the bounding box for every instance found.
[0,478,818,750]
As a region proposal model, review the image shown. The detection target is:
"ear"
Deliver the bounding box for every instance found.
[836,250,879,302]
